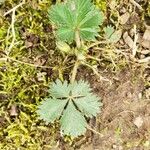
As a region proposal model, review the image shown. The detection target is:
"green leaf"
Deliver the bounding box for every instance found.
[37,79,102,137]
[57,27,74,43]
[48,0,104,43]
[37,98,67,123]
[104,26,115,39]
[79,8,103,28]
[48,4,74,27]
[49,79,70,99]
[108,30,122,43]
[80,28,99,41]
[56,41,71,53]
[74,94,102,118]
[60,101,87,137]
[70,80,91,97]
[104,26,122,43]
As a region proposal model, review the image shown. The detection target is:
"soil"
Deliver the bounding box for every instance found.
[67,66,149,150]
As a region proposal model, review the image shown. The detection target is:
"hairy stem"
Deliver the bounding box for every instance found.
[71,60,80,83]
[75,30,81,49]
[70,30,81,83]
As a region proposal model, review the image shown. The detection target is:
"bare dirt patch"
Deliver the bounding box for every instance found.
[73,67,150,150]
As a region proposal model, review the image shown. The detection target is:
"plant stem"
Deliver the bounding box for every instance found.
[87,40,108,49]
[70,30,81,83]
[71,60,80,83]
[75,30,81,49]
[86,55,101,62]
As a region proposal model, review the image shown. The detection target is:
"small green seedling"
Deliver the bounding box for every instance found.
[48,0,105,83]
[48,0,121,82]
[37,0,108,138]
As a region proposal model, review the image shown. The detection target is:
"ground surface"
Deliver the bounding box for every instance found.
[77,67,149,150]
[0,0,150,150]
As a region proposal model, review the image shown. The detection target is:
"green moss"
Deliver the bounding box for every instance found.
[0,1,60,149]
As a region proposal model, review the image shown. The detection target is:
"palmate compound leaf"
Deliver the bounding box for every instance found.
[48,0,104,43]
[37,79,102,137]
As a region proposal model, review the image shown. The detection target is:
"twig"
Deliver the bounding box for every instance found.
[130,0,143,11]
[109,54,117,68]
[4,1,25,16]
[0,56,52,69]
[132,25,138,57]
[81,62,111,83]
[137,57,150,63]
[82,62,100,77]
[87,125,103,137]
[4,1,25,55]
[5,26,11,50]
[0,58,7,61]
[86,55,101,62]
[87,40,108,49]
[7,10,16,55]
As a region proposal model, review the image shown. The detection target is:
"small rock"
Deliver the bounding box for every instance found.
[142,40,150,49]
[25,41,33,48]
[9,105,18,116]
[120,7,126,14]
[109,0,117,10]
[143,29,150,41]
[140,54,145,59]
[112,145,117,149]
[133,116,143,128]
